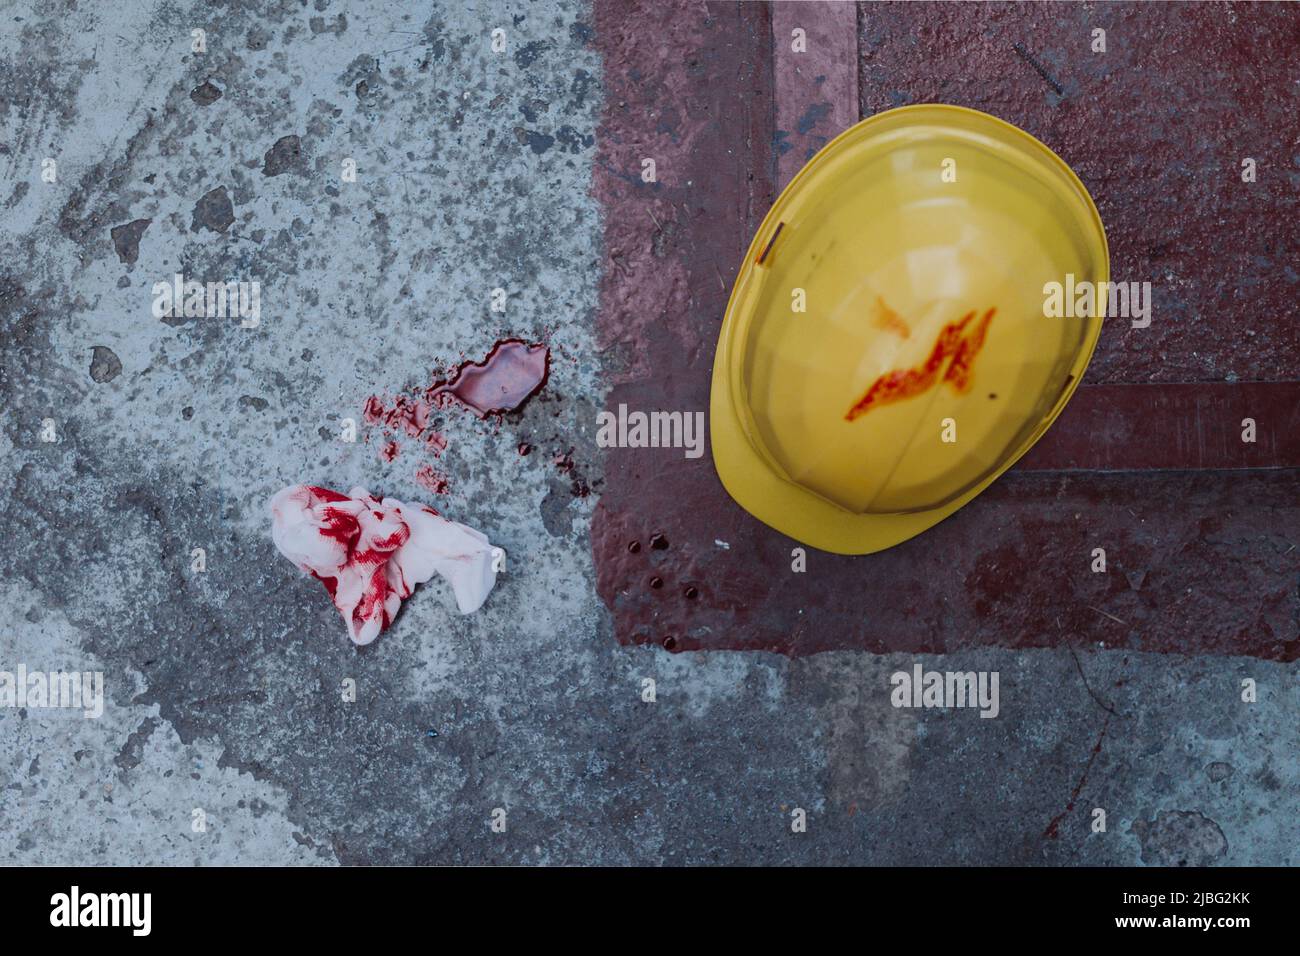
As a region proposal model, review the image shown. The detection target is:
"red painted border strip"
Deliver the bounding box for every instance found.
[1021,382,1300,471]
[773,0,860,190]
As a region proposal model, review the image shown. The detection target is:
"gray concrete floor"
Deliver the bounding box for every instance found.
[1,0,1295,865]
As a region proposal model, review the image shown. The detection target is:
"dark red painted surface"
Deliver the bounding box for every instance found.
[591,1,1300,662]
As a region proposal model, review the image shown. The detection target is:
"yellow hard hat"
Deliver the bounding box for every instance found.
[710,104,1108,554]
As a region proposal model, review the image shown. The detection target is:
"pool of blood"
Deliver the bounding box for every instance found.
[427,339,550,418]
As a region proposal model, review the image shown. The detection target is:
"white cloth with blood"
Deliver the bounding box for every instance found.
[270,484,502,644]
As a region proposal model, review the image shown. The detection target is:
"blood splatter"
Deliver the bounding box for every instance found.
[362,395,387,424]
[366,393,430,436]
[549,446,591,496]
[845,307,996,421]
[414,464,451,496]
[424,431,448,456]
[944,308,996,392]
[873,296,910,338]
[363,338,550,493]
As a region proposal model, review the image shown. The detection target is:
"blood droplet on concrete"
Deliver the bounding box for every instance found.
[415,464,451,496]
[423,430,448,456]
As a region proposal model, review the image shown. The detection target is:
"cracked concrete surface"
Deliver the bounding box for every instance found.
[1,0,1295,865]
